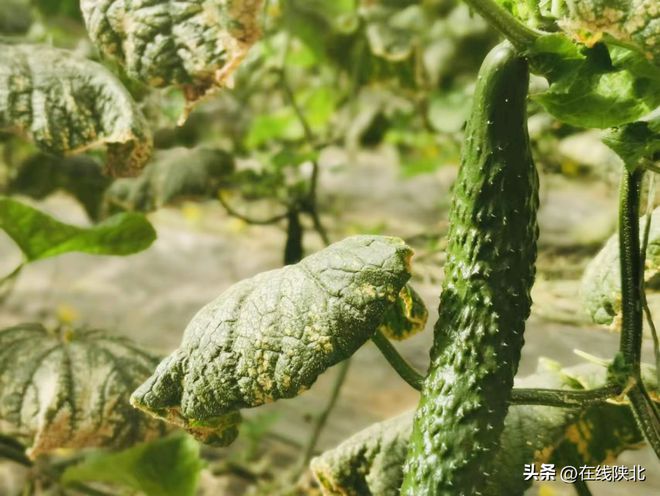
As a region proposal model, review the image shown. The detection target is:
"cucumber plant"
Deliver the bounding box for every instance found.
[0,1,658,496]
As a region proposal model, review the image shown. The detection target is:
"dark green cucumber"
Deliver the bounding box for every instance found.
[401,42,539,496]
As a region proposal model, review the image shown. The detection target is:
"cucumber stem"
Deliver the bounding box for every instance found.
[619,168,644,374]
[371,330,425,391]
[627,383,660,457]
[619,167,660,456]
[510,385,622,408]
[463,0,543,51]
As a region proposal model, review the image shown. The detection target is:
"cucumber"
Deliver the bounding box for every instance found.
[401,42,539,495]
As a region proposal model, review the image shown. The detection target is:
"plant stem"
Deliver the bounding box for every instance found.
[296,359,351,474]
[462,0,542,51]
[0,263,24,303]
[619,168,644,374]
[509,385,621,408]
[371,330,425,390]
[284,210,304,265]
[619,167,660,455]
[627,383,660,457]
[218,190,288,225]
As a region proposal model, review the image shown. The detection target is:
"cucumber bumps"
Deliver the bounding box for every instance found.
[401,43,539,495]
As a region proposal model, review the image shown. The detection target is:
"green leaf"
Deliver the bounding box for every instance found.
[603,118,660,172]
[529,35,660,128]
[311,361,648,496]
[131,236,414,445]
[245,111,305,148]
[581,206,660,326]
[0,197,156,262]
[8,154,111,221]
[378,284,428,341]
[0,323,166,459]
[103,147,235,214]
[0,43,152,177]
[63,433,203,496]
[80,0,263,105]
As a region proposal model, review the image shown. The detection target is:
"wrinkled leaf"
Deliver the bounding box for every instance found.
[529,34,660,128]
[0,323,166,459]
[81,0,263,104]
[378,284,428,340]
[103,147,234,214]
[562,0,659,64]
[0,43,152,177]
[8,154,111,221]
[603,118,660,172]
[581,207,660,326]
[131,236,413,445]
[62,433,203,496]
[0,197,156,262]
[311,361,648,496]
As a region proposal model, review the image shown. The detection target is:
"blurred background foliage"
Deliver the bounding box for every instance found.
[0,0,615,232]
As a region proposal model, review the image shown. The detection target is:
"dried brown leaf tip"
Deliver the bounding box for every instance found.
[81,0,264,107]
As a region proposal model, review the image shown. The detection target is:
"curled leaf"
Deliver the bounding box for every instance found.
[0,197,156,262]
[0,323,166,459]
[131,235,414,444]
[581,207,660,326]
[0,43,152,177]
[81,0,264,105]
[378,284,428,340]
[311,362,648,496]
[103,147,235,214]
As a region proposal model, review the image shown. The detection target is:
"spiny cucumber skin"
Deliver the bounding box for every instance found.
[401,43,539,496]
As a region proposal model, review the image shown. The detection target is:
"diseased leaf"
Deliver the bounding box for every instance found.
[603,118,660,172]
[9,154,112,221]
[131,235,414,445]
[311,361,648,496]
[581,207,660,326]
[103,147,235,214]
[62,433,203,496]
[0,197,156,262]
[81,0,264,105]
[0,43,152,177]
[562,0,660,65]
[528,35,660,128]
[378,284,428,341]
[0,323,166,459]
